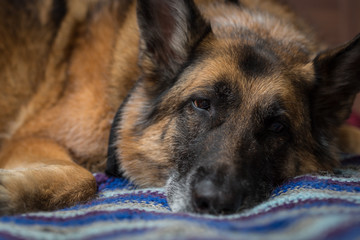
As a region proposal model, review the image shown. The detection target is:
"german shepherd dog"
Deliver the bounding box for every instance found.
[1,0,360,215]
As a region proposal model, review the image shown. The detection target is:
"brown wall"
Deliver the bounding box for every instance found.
[285,0,360,47]
[283,0,360,116]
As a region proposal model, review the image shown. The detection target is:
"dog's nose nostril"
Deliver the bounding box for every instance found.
[192,179,219,213]
[193,195,212,211]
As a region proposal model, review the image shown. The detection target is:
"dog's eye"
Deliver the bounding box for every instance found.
[192,99,211,111]
[268,121,284,133]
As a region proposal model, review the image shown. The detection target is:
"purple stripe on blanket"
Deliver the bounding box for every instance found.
[95,173,134,191]
[0,232,23,240]
[323,219,360,240]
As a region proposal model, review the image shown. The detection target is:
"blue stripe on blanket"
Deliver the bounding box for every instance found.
[272,176,360,195]
[0,157,360,240]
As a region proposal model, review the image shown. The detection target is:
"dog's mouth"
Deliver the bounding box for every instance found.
[165,168,273,215]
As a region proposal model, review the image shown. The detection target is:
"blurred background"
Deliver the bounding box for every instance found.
[285,0,360,47]
[284,0,360,123]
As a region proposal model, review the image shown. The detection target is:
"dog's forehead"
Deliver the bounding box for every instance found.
[236,43,278,78]
[205,34,311,75]
[200,3,316,54]
[175,41,313,116]
[184,42,284,89]
[178,54,297,106]
[188,31,314,91]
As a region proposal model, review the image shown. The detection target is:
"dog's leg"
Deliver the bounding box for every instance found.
[0,138,96,215]
[337,125,360,155]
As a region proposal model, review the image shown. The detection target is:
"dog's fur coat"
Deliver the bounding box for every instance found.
[0,0,360,215]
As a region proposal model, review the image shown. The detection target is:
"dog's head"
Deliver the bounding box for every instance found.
[107,0,360,214]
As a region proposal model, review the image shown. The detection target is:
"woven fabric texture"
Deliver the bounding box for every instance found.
[0,156,359,240]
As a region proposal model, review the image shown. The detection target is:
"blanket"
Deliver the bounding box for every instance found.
[0,156,360,240]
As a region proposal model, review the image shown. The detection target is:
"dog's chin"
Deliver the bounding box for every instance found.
[165,171,194,213]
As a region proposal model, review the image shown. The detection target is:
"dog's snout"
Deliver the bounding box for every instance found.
[192,177,240,215]
[192,179,219,213]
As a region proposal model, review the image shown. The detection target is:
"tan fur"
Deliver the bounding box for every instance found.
[0,0,359,215]
[0,0,137,214]
[338,125,360,154]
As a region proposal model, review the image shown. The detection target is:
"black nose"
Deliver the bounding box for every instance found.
[192,179,239,214]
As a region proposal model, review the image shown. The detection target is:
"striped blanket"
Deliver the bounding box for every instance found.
[1,156,360,240]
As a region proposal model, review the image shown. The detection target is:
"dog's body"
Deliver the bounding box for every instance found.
[1,0,360,215]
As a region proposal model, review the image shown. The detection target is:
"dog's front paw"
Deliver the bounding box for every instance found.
[0,184,13,215]
[0,170,23,215]
[0,166,97,215]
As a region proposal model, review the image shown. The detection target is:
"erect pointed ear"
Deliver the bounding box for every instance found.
[312,34,360,130]
[136,0,210,88]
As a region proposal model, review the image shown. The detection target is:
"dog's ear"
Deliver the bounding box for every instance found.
[136,0,210,90]
[312,34,360,130]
